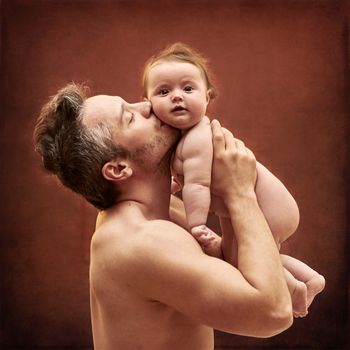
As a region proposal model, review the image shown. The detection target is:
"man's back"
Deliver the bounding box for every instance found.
[89,205,214,350]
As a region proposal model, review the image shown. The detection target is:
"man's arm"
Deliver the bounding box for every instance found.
[216,162,300,241]
[119,218,292,338]
[218,162,300,265]
[120,121,292,338]
[209,121,292,323]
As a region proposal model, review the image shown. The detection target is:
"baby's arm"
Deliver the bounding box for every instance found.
[179,118,213,229]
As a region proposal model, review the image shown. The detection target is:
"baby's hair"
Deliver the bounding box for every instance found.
[142,42,217,100]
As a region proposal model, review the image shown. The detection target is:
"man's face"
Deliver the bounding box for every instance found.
[82,95,180,168]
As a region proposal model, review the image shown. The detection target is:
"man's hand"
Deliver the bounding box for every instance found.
[210,120,257,203]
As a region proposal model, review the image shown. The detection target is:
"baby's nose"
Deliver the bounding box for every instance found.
[171,90,183,102]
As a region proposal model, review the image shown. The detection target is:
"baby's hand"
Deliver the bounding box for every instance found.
[171,176,182,194]
[191,225,223,259]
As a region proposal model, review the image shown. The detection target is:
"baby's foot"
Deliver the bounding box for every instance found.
[291,280,308,318]
[306,274,326,309]
[191,225,222,259]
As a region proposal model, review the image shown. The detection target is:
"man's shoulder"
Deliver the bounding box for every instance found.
[92,218,199,261]
[140,218,185,233]
[136,219,198,254]
[91,218,203,287]
[98,217,187,239]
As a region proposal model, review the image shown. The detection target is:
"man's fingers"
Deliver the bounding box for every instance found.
[235,139,246,152]
[212,120,249,155]
[246,147,256,160]
[223,128,245,150]
[211,119,225,150]
[222,127,247,153]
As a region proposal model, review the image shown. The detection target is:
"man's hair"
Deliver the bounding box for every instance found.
[142,42,217,100]
[33,83,130,210]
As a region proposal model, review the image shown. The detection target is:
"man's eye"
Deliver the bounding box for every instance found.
[159,88,169,96]
[184,86,193,92]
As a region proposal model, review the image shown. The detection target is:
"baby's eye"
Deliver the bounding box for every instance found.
[159,88,169,96]
[184,86,194,92]
[129,113,135,124]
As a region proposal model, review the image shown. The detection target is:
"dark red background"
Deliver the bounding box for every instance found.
[1,0,349,349]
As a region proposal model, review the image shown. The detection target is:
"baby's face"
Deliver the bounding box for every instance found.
[146,61,210,129]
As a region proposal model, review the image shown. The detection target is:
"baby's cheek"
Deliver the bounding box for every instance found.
[151,100,167,120]
[149,97,159,111]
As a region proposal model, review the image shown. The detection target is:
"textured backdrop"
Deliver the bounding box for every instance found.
[1,0,349,349]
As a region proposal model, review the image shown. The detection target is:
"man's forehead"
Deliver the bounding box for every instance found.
[83,95,123,126]
[85,94,123,107]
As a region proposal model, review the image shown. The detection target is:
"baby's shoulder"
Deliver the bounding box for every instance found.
[183,118,212,145]
[183,118,210,139]
[194,116,211,129]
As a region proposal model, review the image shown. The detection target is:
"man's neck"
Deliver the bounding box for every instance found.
[114,170,172,221]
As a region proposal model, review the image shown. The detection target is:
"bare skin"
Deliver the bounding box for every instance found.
[197,162,325,318]
[281,255,326,317]
[204,229,325,318]
[172,116,213,230]
[91,206,215,349]
[146,60,325,317]
[86,96,293,349]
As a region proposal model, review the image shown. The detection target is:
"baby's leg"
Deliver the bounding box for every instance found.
[283,268,308,317]
[281,254,325,311]
[255,162,300,245]
[191,225,223,259]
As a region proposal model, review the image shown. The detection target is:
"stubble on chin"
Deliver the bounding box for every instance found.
[130,134,178,176]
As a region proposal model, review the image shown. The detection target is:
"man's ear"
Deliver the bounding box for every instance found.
[102,160,133,182]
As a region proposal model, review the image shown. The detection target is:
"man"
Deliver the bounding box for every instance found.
[34,84,293,349]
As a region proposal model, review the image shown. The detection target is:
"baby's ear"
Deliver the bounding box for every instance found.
[101,160,133,182]
[206,90,211,104]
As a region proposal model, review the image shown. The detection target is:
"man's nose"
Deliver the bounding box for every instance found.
[133,101,151,118]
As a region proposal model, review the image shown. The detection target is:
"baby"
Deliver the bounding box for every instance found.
[142,43,325,317]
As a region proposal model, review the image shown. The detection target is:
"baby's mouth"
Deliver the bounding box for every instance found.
[171,105,186,112]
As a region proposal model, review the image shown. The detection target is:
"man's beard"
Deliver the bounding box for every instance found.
[130,134,179,176]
